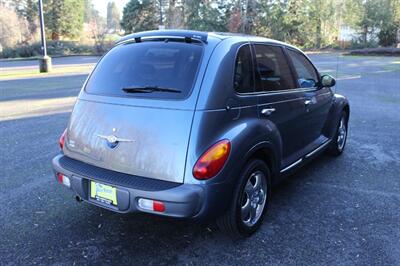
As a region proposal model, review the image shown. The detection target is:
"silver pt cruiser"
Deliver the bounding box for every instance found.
[52,30,349,237]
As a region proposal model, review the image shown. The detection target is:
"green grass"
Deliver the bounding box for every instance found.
[341,55,383,60]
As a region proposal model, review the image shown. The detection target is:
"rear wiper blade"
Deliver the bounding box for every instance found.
[122,86,181,93]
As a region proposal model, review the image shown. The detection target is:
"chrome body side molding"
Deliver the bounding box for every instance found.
[305,140,332,158]
[280,158,303,173]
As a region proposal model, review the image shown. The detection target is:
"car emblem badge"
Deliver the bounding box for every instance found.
[97,133,134,149]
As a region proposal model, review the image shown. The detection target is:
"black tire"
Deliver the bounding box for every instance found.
[329,110,348,156]
[217,159,271,238]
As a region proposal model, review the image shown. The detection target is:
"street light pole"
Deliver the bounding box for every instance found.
[38,0,52,72]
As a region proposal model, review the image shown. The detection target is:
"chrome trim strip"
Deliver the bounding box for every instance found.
[280,158,303,173]
[237,87,317,97]
[305,140,332,158]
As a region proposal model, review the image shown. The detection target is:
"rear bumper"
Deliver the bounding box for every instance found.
[52,155,232,220]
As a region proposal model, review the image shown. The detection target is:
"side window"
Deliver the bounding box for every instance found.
[253,44,295,92]
[234,44,254,93]
[287,49,319,88]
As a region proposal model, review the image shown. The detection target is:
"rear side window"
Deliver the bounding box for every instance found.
[253,44,295,92]
[85,41,203,99]
[287,49,319,88]
[234,44,254,94]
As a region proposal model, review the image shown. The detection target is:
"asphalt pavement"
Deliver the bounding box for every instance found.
[0,54,399,265]
[0,56,99,72]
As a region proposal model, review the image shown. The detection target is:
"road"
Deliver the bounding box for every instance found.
[0,54,399,265]
[0,56,99,72]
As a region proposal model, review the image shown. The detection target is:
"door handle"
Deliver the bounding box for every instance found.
[304,97,317,106]
[261,108,276,116]
[304,100,312,105]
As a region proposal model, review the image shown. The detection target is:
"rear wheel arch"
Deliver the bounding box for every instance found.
[343,104,350,121]
[324,95,350,138]
[243,143,279,182]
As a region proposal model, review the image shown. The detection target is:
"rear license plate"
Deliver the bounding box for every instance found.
[90,181,118,206]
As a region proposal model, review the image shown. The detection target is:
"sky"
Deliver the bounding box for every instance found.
[92,0,129,18]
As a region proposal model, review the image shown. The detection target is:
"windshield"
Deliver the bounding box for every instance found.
[85,41,203,99]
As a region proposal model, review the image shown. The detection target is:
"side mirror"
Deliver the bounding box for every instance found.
[321,74,336,88]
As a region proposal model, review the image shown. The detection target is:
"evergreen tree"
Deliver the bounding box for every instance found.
[44,0,84,40]
[308,0,336,48]
[377,0,400,46]
[121,0,158,33]
[185,0,228,32]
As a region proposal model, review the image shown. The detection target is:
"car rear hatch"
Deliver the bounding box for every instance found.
[63,37,208,183]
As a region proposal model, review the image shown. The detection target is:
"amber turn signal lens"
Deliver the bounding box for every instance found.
[193,139,231,180]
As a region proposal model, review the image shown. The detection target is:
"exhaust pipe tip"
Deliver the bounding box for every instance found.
[75,195,83,202]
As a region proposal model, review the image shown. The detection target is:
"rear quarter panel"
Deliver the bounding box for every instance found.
[185,37,282,185]
[184,110,282,185]
[322,93,350,138]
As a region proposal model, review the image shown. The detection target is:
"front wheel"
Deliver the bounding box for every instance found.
[217,159,271,238]
[329,111,348,156]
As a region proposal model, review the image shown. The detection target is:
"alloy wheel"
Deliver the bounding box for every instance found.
[337,116,347,151]
[241,171,267,227]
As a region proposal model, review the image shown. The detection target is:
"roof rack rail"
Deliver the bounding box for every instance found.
[116,30,208,45]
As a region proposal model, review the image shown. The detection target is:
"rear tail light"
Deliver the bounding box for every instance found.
[193,139,231,180]
[138,198,165,212]
[56,173,70,187]
[59,128,67,150]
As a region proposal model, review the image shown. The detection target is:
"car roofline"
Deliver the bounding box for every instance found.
[116,30,215,45]
[115,30,303,53]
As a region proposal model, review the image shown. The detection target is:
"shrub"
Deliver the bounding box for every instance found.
[348,47,400,56]
[0,40,98,58]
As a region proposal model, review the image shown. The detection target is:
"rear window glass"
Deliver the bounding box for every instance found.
[85,41,203,99]
[234,44,254,94]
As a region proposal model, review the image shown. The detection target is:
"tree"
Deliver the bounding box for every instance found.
[307,0,336,48]
[256,0,287,40]
[242,0,258,34]
[44,0,84,40]
[107,1,120,32]
[121,0,158,33]
[256,0,308,45]
[83,0,98,23]
[166,0,184,28]
[342,0,400,46]
[228,5,242,33]
[227,0,258,34]
[0,5,29,47]
[342,0,380,45]
[282,0,308,46]
[10,0,38,41]
[185,0,228,32]
[377,0,400,46]
[89,13,108,53]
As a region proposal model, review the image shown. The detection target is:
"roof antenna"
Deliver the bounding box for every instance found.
[335,7,343,95]
[335,52,339,94]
